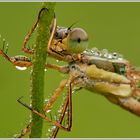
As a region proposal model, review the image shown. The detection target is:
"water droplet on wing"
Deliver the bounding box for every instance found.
[107,54,113,59]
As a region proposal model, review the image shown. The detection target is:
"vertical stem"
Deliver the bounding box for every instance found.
[30,2,55,138]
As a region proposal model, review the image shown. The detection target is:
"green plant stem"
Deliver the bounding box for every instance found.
[30,2,55,138]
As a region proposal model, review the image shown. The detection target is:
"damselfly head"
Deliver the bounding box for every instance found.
[54,26,70,39]
[67,28,88,53]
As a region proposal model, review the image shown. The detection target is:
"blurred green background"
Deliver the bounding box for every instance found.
[0,2,140,138]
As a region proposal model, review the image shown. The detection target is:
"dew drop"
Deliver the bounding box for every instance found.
[34,44,37,47]
[15,66,27,71]
[48,126,55,133]
[57,113,61,118]
[54,115,57,120]
[29,115,32,121]
[6,43,9,47]
[94,52,100,56]
[44,98,49,103]
[72,90,75,94]
[107,54,113,59]
[118,57,123,61]
[102,49,108,54]
[91,47,98,52]
[101,49,109,58]
[30,69,33,74]
[46,109,51,113]
[48,128,52,132]
[56,60,59,63]
[58,108,63,113]
[52,126,56,130]
[118,54,123,60]
[46,133,51,138]
[112,52,118,59]
[13,134,19,138]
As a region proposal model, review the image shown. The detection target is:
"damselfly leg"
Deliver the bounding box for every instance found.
[17,76,75,137]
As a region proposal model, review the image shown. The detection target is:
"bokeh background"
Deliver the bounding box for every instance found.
[0,2,140,138]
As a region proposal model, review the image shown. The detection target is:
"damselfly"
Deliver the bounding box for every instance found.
[0,8,140,138]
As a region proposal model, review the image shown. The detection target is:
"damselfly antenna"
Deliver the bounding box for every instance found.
[67,21,78,31]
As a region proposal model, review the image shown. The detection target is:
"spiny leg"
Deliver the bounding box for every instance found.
[0,48,69,74]
[21,17,37,54]
[0,9,58,67]
[17,72,76,138]
[16,65,69,138]
[0,49,11,63]
[50,94,69,138]
[16,79,67,138]
[22,8,47,54]
[0,49,32,68]
[68,81,72,131]
[0,36,32,68]
[52,74,86,136]
[17,73,76,138]
[17,79,69,132]
[44,79,68,112]
[0,31,31,138]
[17,123,31,138]
[44,76,73,134]
[22,8,45,54]
[17,96,69,131]
[17,77,74,135]
[49,78,74,138]
[0,39,12,62]
[0,47,69,72]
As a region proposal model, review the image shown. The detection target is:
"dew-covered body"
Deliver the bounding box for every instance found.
[66,49,140,116]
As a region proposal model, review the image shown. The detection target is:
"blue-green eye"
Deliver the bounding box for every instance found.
[67,28,88,53]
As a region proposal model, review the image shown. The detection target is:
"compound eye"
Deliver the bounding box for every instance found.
[68,28,88,53]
